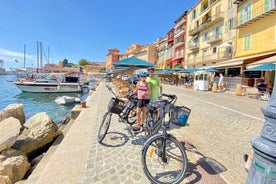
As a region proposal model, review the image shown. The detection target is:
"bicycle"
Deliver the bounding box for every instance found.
[97,85,137,143]
[144,94,177,139]
[141,94,190,184]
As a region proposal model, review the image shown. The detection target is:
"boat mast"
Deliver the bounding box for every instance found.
[23,44,26,69]
[37,41,39,73]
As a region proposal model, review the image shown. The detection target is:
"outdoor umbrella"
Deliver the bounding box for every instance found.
[245,63,276,71]
[203,67,219,72]
[155,69,174,75]
[112,56,155,68]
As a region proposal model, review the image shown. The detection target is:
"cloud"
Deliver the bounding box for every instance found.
[0,48,37,63]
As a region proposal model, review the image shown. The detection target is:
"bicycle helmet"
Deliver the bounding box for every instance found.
[147,67,155,71]
[139,71,149,77]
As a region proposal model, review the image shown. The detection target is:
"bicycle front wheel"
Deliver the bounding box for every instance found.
[126,108,136,125]
[141,134,187,184]
[97,112,112,143]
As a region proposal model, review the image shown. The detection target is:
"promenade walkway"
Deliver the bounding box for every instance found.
[25,81,267,184]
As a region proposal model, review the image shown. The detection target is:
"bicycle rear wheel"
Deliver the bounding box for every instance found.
[141,134,187,184]
[97,112,112,143]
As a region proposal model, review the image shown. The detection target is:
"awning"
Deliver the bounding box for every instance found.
[213,60,243,68]
[213,52,276,68]
[246,55,276,67]
[172,58,182,65]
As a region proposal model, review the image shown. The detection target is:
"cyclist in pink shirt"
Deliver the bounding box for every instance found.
[131,71,151,133]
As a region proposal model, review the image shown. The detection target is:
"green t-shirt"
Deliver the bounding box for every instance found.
[146,76,161,100]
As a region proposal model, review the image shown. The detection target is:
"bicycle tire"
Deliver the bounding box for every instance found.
[126,108,136,125]
[97,112,112,143]
[141,134,187,184]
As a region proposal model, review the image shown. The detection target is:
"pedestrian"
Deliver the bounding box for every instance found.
[146,67,163,100]
[218,73,224,92]
[130,71,151,133]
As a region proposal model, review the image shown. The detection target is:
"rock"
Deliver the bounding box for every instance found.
[12,112,61,157]
[0,148,30,184]
[0,117,22,152]
[0,103,25,125]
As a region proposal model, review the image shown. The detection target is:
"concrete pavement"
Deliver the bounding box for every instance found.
[25,81,267,184]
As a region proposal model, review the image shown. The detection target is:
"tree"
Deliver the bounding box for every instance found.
[62,59,68,67]
[79,59,89,66]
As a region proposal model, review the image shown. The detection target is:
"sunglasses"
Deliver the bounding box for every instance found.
[141,76,146,77]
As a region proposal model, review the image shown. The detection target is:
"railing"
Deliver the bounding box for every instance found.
[189,12,224,36]
[188,42,199,50]
[207,33,222,43]
[233,0,244,5]
[236,3,276,27]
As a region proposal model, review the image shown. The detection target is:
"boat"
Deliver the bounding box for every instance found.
[14,75,85,93]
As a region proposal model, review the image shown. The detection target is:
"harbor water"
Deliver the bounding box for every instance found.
[0,75,93,124]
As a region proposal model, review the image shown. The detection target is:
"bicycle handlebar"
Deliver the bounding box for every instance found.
[162,93,177,104]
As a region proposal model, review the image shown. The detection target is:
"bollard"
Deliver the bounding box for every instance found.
[246,76,276,183]
[212,83,218,93]
[235,84,242,96]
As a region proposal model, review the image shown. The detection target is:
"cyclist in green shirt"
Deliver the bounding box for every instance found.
[146,67,162,100]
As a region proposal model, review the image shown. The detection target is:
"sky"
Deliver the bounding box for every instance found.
[0,0,198,71]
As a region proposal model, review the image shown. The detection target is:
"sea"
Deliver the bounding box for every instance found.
[0,75,93,124]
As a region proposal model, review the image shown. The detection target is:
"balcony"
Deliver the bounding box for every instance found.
[233,0,244,5]
[189,42,199,50]
[189,26,200,36]
[207,33,222,44]
[236,4,276,28]
[189,12,224,36]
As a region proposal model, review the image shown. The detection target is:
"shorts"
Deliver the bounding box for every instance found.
[137,99,150,108]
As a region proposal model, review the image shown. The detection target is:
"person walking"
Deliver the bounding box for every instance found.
[146,67,163,100]
[218,73,224,92]
[130,71,151,133]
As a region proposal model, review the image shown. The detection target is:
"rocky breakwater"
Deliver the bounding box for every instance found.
[0,104,62,184]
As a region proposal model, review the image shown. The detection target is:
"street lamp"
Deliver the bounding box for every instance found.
[246,67,276,183]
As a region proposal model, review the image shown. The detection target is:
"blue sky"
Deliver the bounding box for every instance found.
[0,0,198,70]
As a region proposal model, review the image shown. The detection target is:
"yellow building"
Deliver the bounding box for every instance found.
[185,0,238,75]
[156,37,167,69]
[234,0,276,68]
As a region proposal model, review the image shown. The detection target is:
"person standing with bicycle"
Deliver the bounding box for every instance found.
[130,71,151,133]
[146,67,163,100]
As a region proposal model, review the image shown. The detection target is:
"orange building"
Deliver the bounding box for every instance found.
[105,48,122,71]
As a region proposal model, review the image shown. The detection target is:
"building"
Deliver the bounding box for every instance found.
[105,48,122,71]
[185,0,238,75]
[233,0,276,78]
[164,28,175,69]
[84,62,106,73]
[172,11,188,68]
[156,37,167,69]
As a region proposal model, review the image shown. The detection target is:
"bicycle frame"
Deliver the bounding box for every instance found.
[145,94,177,138]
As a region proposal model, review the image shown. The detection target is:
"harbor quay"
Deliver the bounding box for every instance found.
[25,81,267,184]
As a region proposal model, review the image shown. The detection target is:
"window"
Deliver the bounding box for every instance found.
[264,0,276,12]
[204,31,209,41]
[229,18,234,30]
[212,47,217,53]
[240,2,252,24]
[243,34,251,50]
[203,49,208,61]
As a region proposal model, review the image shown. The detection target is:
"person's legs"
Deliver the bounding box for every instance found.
[141,106,147,127]
[136,107,141,128]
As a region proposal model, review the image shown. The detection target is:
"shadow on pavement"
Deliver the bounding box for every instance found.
[99,131,129,147]
[180,141,227,184]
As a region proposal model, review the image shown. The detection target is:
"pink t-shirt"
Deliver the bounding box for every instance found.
[137,82,149,100]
